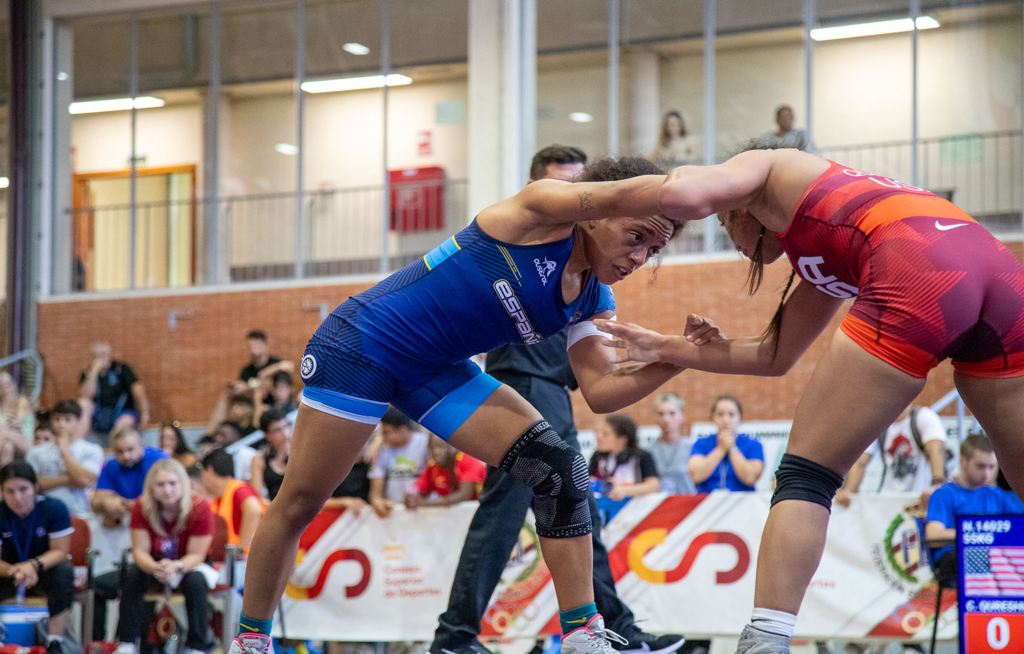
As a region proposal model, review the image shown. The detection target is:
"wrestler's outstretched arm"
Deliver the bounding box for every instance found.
[595,279,845,377]
[657,150,774,222]
[479,174,667,234]
[569,311,725,414]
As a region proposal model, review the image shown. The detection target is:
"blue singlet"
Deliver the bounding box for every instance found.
[299,219,615,438]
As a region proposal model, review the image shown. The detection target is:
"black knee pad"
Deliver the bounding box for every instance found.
[771,453,844,512]
[499,421,591,539]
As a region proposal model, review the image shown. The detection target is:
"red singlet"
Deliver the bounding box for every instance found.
[778,161,1024,379]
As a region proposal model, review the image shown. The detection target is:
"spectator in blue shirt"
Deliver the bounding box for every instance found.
[925,434,1024,570]
[688,395,764,492]
[0,462,76,654]
[90,429,167,526]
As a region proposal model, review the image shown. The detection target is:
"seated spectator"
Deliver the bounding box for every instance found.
[201,449,264,552]
[187,465,206,501]
[646,394,696,494]
[91,430,168,527]
[215,421,258,482]
[26,400,103,517]
[589,414,660,500]
[118,459,215,654]
[249,409,291,502]
[34,419,55,446]
[369,408,429,518]
[688,395,764,492]
[0,371,33,464]
[160,422,198,468]
[835,405,947,508]
[406,435,486,508]
[79,342,149,444]
[0,462,75,654]
[256,371,298,425]
[926,434,1024,576]
[208,331,292,436]
[208,394,257,440]
[239,330,293,388]
[323,438,377,512]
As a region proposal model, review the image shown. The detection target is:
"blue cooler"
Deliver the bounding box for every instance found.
[0,604,48,646]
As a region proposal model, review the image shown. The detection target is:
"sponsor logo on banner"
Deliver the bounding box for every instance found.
[286,546,371,599]
[627,530,750,584]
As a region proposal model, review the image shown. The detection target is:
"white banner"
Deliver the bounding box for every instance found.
[273,493,957,642]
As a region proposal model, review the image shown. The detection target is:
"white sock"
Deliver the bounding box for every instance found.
[750,608,797,638]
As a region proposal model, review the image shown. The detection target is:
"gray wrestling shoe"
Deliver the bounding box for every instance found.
[228,633,273,654]
[561,615,629,654]
[735,625,791,654]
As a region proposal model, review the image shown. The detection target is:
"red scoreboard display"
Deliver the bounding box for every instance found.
[958,514,1024,652]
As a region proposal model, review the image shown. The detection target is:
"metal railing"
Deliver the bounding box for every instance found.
[67,179,467,292]
[60,130,1024,294]
[819,131,1023,234]
[0,204,6,301]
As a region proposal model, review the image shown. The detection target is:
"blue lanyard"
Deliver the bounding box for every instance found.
[5,504,37,563]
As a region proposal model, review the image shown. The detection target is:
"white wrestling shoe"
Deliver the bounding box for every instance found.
[228,633,273,654]
[735,625,791,654]
[561,615,629,654]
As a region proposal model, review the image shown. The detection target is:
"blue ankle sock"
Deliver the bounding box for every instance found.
[560,603,598,634]
[238,614,274,637]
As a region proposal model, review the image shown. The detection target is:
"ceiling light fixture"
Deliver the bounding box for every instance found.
[69,96,165,115]
[0,178,9,189]
[343,43,371,55]
[811,16,939,41]
[275,144,299,155]
[569,112,594,123]
[301,74,412,94]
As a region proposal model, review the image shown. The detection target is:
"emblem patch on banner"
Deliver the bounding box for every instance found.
[872,510,926,593]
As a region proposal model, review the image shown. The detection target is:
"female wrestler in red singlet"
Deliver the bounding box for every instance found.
[597,148,1024,654]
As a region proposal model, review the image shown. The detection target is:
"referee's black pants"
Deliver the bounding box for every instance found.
[431,374,633,651]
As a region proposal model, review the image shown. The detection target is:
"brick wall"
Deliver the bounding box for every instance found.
[38,242,1022,434]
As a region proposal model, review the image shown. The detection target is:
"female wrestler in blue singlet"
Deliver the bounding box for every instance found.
[230,158,723,654]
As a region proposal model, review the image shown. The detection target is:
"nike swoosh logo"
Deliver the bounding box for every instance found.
[935,221,969,231]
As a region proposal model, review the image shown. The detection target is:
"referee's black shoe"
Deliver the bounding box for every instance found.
[437,641,495,654]
[613,628,688,654]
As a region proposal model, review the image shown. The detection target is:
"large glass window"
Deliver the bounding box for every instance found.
[43,0,1024,295]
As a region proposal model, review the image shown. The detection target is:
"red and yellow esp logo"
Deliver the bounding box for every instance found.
[627,529,750,584]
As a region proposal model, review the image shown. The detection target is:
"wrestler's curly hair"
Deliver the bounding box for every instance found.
[577,156,683,239]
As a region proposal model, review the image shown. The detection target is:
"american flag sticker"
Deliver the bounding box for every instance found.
[964,546,1024,596]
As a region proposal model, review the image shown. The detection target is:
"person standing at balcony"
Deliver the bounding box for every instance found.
[228,149,725,654]
[596,145,1024,654]
[650,111,697,169]
[79,342,150,446]
[759,105,814,153]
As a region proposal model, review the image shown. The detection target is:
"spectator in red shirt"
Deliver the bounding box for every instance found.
[202,449,264,553]
[118,459,215,653]
[406,435,487,508]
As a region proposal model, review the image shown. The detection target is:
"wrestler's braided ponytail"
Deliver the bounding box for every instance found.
[762,270,797,361]
[745,224,796,361]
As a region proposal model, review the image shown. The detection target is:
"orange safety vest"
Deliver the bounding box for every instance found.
[212,479,265,545]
